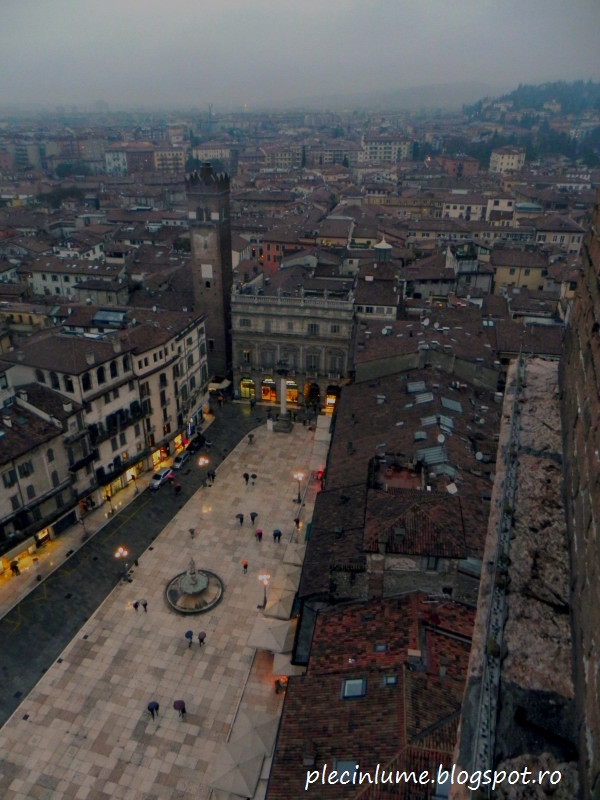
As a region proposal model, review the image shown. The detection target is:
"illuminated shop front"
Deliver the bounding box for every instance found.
[325,384,341,411]
[303,381,320,408]
[286,380,299,404]
[261,377,277,402]
[151,446,170,469]
[173,432,185,452]
[240,378,256,399]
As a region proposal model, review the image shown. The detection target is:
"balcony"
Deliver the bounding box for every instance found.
[68,449,99,472]
[63,426,88,445]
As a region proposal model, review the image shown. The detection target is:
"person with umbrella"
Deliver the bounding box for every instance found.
[173,700,186,718]
[147,701,159,720]
[198,631,206,647]
[184,630,193,648]
[243,472,249,486]
[273,529,282,543]
[250,512,258,525]
[236,513,244,526]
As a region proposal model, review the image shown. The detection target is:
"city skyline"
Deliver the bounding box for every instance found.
[1,0,599,111]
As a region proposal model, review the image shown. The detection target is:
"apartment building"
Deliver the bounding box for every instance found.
[2,306,209,505]
[153,147,186,173]
[489,146,526,174]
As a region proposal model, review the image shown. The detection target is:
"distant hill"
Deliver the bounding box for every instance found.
[466,80,600,116]
[283,82,503,112]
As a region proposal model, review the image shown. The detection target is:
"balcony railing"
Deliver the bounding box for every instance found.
[233,293,353,311]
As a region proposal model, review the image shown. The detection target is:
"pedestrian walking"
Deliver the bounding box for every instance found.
[174,482,182,496]
[174,700,186,718]
[250,511,258,524]
[189,528,195,539]
[147,701,159,720]
[141,599,148,613]
[273,530,277,543]
[241,560,248,574]
[198,631,206,647]
[243,472,249,486]
[236,513,244,526]
[250,397,256,411]
[185,630,193,648]
[251,473,257,486]
[133,601,139,612]
[247,433,254,445]
[209,470,216,483]
[255,528,263,543]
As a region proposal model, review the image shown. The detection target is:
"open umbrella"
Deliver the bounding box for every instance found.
[248,616,297,653]
[208,738,265,797]
[272,563,301,589]
[230,709,280,756]
[272,652,306,677]
[263,589,295,620]
[282,542,306,566]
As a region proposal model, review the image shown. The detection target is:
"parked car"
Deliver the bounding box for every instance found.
[172,450,190,471]
[150,467,174,491]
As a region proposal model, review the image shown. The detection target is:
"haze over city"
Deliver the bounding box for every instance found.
[1,0,599,111]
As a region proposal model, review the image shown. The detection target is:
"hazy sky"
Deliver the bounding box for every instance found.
[1,0,599,110]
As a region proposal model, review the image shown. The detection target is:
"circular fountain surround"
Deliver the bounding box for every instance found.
[165,557,224,614]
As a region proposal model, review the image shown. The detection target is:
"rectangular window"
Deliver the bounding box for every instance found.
[342,678,366,699]
[287,321,293,331]
[119,432,126,446]
[264,320,271,333]
[111,437,118,452]
[2,469,17,488]
[308,323,319,335]
[330,324,340,334]
[240,318,251,328]
[383,675,398,686]
[18,461,34,478]
[243,349,251,364]
[426,556,439,571]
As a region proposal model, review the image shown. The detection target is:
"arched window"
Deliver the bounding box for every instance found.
[122,354,130,372]
[50,372,60,390]
[47,448,54,463]
[110,360,118,379]
[35,369,46,384]
[82,372,91,392]
[97,366,106,385]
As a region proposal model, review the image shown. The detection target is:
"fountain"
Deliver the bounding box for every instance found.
[165,557,224,614]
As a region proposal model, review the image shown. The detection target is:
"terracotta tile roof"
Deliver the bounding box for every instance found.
[364,488,468,558]
[267,594,474,800]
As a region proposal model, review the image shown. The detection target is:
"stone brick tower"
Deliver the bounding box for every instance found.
[561,186,600,799]
[187,163,233,379]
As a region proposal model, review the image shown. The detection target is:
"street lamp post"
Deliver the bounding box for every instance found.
[257,572,271,610]
[293,471,304,504]
[115,546,129,579]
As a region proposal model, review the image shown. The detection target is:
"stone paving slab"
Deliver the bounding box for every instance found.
[0,421,319,800]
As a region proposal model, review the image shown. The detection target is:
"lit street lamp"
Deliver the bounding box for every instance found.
[293,471,304,504]
[257,572,271,610]
[198,456,210,468]
[115,546,129,578]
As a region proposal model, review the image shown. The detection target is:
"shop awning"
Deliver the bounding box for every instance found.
[209,379,232,392]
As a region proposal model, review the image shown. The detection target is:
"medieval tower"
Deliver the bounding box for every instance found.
[186,163,233,379]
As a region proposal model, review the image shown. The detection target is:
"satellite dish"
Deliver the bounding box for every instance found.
[433,321,440,329]
[437,434,445,444]
[476,451,483,461]
[422,318,430,327]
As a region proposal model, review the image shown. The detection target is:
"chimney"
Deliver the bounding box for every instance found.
[3,414,12,428]
[62,400,73,413]
[85,350,95,366]
[18,389,28,402]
